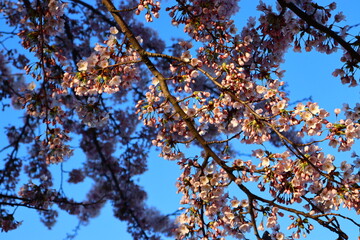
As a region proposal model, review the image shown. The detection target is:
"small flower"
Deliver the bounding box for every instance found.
[322,161,335,173]
[186,108,196,117]
[181,51,191,62]
[256,85,267,94]
[190,58,201,67]
[353,158,360,168]
[239,223,250,232]
[109,26,119,34]
[27,81,36,91]
[179,41,192,50]
[340,161,351,171]
[266,216,277,228]
[335,12,345,22]
[77,60,88,71]
[258,222,264,231]
[162,145,172,154]
[277,100,287,110]
[109,76,121,86]
[252,149,264,158]
[98,60,108,68]
[190,70,199,78]
[296,103,305,111]
[309,103,320,115]
[152,77,159,86]
[137,4,145,11]
[179,224,189,236]
[225,211,235,220]
[261,157,270,167]
[276,233,285,240]
[107,35,117,47]
[199,176,209,185]
[301,111,312,121]
[231,199,240,208]
[94,43,105,52]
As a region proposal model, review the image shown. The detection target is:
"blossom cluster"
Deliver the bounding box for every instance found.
[135,0,161,22]
[135,1,360,238]
[1,0,360,239]
[175,160,253,239]
[63,28,140,97]
[168,0,239,43]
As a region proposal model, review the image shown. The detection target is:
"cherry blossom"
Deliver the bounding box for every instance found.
[0,0,360,239]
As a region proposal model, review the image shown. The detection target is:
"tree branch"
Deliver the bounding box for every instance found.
[101,0,355,238]
[277,0,360,62]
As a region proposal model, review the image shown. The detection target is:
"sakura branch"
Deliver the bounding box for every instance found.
[102,0,360,239]
[277,0,360,63]
[1,0,360,239]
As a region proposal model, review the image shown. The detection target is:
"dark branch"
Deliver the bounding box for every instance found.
[277,0,360,62]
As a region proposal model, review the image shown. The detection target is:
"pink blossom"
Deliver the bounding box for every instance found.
[77,60,88,71]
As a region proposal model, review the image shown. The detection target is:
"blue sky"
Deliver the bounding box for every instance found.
[2,0,360,240]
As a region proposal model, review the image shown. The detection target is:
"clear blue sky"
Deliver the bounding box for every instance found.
[2,0,360,240]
